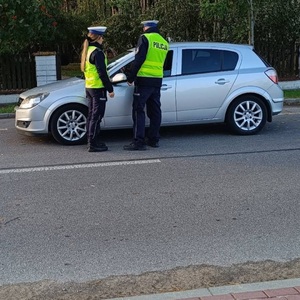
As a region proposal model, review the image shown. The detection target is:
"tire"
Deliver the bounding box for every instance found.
[227,95,267,135]
[50,104,88,145]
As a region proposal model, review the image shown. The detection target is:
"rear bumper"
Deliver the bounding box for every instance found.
[271,99,284,116]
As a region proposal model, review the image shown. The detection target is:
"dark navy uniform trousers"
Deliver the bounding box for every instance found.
[86,88,107,143]
[132,85,161,145]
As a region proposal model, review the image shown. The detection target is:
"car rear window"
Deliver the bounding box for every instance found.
[182,49,238,75]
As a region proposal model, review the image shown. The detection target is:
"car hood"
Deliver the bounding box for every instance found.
[20,77,84,98]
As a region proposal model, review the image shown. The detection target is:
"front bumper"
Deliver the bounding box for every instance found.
[15,105,49,135]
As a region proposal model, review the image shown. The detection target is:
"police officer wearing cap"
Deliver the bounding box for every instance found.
[80,26,115,152]
[123,20,169,151]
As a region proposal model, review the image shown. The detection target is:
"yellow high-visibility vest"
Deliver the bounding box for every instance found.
[84,46,107,88]
[137,33,169,78]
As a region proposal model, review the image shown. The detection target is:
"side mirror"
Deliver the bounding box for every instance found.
[111,73,127,83]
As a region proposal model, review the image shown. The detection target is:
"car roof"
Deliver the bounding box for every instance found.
[169,41,254,51]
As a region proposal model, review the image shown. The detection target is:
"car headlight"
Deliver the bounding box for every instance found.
[19,93,49,109]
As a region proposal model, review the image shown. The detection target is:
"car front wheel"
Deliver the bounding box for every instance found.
[227,95,267,135]
[50,104,88,145]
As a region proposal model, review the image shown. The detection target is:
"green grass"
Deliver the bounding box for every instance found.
[284,89,300,98]
[61,63,82,78]
[0,103,16,114]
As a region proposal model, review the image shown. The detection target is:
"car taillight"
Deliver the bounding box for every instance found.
[265,69,278,84]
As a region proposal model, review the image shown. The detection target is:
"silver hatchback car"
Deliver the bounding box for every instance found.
[15,42,284,145]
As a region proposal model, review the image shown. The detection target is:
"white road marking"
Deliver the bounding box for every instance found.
[0,128,8,131]
[0,159,161,175]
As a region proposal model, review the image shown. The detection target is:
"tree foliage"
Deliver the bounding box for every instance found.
[0,0,63,53]
[0,0,300,76]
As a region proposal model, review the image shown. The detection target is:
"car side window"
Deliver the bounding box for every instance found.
[222,50,238,71]
[181,49,239,74]
[111,51,173,78]
[163,50,173,77]
[182,49,222,75]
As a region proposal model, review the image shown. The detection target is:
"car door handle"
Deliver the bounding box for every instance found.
[215,79,230,85]
[161,84,172,90]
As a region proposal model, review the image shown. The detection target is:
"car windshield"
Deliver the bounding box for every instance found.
[107,49,135,70]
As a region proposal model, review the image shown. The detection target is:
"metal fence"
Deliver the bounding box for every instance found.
[0,55,36,94]
[257,42,300,80]
[0,46,298,95]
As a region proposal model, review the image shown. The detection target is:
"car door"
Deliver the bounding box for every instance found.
[104,80,134,128]
[160,49,177,124]
[104,57,135,128]
[104,49,177,128]
[175,47,239,122]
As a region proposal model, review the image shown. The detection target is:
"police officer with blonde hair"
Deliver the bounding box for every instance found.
[81,26,114,152]
[123,20,169,151]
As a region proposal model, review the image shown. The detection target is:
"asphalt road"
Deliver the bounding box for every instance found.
[0,107,300,286]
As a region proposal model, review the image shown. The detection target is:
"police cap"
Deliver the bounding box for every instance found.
[141,20,159,27]
[88,26,107,35]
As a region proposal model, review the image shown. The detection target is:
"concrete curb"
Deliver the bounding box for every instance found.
[105,278,300,300]
[283,98,300,105]
[0,113,15,119]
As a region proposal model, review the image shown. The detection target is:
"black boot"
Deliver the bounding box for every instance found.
[95,125,108,150]
[87,124,108,152]
[88,143,108,152]
[88,139,108,152]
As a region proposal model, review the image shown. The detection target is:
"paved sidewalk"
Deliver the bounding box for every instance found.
[107,278,300,300]
[0,93,18,104]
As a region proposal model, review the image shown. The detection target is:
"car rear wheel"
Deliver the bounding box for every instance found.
[50,104,88,145]
[227,95,267,135]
